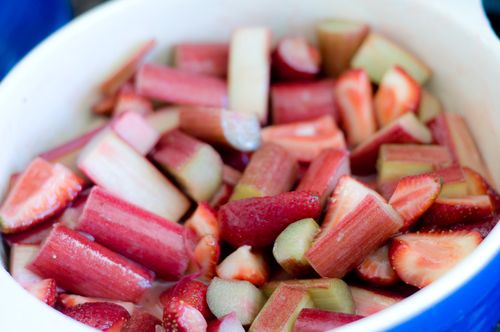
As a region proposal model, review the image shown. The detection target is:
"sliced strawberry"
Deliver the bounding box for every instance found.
[435,214,500,238]
[374,66,421,127]
[188,235,221,280]
[293,308,363,332]
[159,276,211,319]
[163,297,208,332]
[216,245,269,286]
[60,294,135,314]
[28,278,57,306]
[389,174,441,231]
[390,231,482,288]
[219,191,321,248]
[422,195,493,226]
[335,68,376,146]
[356,244,399,286]
[207,312,245,332]
[272,36,321,81]
[185,203,220,240]
[0,158,83,234]
[349,285,404,316]
[121,309,162,332]
[3,219,56,246]
[261,115,346,162]
[61,302,131,332]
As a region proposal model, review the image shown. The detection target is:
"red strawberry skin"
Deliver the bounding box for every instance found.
[61,302,130,332]
[355,244,399,286]
[218,191,321,247]
[28,278,57,307]
[422,195,493,226]
[28,224,153,302]
[163,297,208,332]
[293,308,363,332]
[159,276,212,319]
[121,309,161,332]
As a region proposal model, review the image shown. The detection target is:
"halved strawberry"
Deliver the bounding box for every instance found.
[374,66,421,127]
[356,244,399,286]
[121,309,161,332]
[390,231,482,288]
[216,245,269,286]
[349,285,404,316]
[389,174,441,231]
[28,278,57,306]
[335,68,376,146]
[185,203,220,240]
[0,158,83,233]
[60,294,135,314]
[61,302,131,332]
[159,276,211,319]
[163,297,208,332]
[422,195,493,226]
[188,235,221,280]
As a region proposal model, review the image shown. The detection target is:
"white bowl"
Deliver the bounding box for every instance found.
[0,0,499,331]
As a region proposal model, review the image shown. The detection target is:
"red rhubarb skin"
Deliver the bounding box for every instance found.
[28,224,153,303]
[271,80,338,124]
[271,37,321,81]
[218,191,321,247]
[136,63,227,108]
[174,43,229,78]
[76,187,191,280]
[306,195,402,278]
[293,308,363,332]
[153,130,202,171]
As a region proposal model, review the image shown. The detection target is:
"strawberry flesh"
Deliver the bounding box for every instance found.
[207,312,245,332]
[356,244,399,286]
[216,245,269,286]
[28,278,57,306]
[159,276,212,319]
[422,195,493,226]
[163,297,208,332]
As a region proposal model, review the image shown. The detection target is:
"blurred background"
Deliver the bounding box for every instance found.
[0,0,499,79]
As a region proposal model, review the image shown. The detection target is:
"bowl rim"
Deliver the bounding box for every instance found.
[0,0,499,331]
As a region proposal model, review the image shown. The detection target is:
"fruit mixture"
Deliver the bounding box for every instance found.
[1,18,499,332]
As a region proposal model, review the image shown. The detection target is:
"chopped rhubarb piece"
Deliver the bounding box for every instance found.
[463,167,489,196]
[262,115,346,162]
[351,33,431,84]
[77,130,190,221]
[10,244,42,288]
[316,19,369,77]
[335,68,376,146]
[39,121,105,179]
[350,113,432,174]
[231,143,297,200]
[293,309,363,332]
[28,278,57,306]
[422,195,493,226]
[60,294,135,314]
[374,66,421,127]
[429,112,491,181]
[207,277,266,325]
[209,184,234,211]
[306,176,403,278]
[222,164,242,186]
[219,191,321,247]
[154,130,223,201]
[179,107,261,152]
[122,310,162,332]
[271,80,337,125]
[146,107,180,134]
[432,166,469,198]
[208,312,245,332]
[261,278,354,314]
[28,225,153,302]
[216,148,252,172]
[77,187,191,280]
[249,285,313,332]
[163,297,208,332]
[100,39,155,95]
[377,144,453,184]
[159,276,211,319]
[185,203,220,240]
[418,89,442,123]
[356,244,399,285]
[92,93,117,116]
[188,235,221,280]
[297,148,350,207]
[62,302,131,332]
[390,231,482,288]
[272,36,320,81]
[110,111,160,155]
[0,158,83,233]
[216,245,269,286]
[136,63,227,108]
[272,218,319,277]
[174,43,229,78]
[389,174,442,231]
[113,86,153,116]
[228,27,271,123]
[349,286,404,316]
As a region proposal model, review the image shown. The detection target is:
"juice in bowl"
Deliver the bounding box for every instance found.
[0,0,499,331]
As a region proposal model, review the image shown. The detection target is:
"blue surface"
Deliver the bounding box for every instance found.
[0,0,71,79]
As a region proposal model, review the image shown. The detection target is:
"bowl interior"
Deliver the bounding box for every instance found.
[0,0,498,331]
